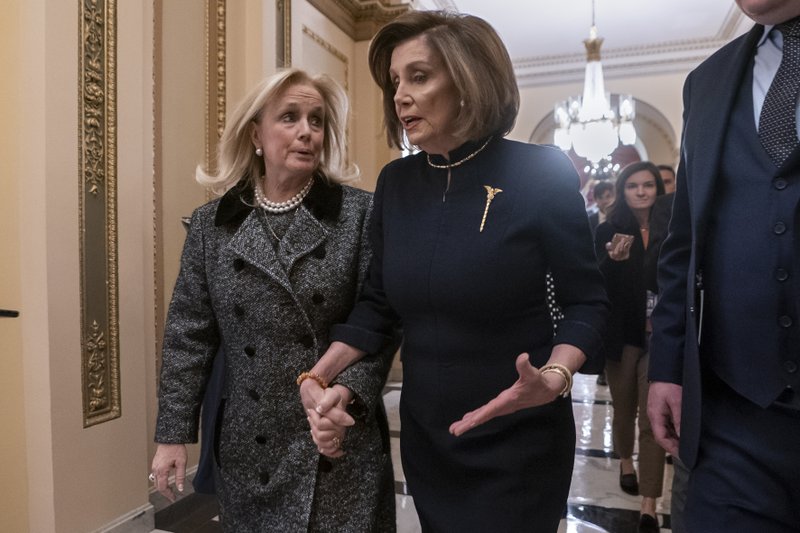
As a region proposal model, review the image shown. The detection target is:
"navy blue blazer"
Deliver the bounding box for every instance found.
[649,23,800,468]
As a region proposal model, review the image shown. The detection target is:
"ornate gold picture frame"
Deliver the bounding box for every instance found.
[78,0,120,427]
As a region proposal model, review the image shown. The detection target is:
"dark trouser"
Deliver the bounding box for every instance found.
[686,373,800,532]
[670,456,689,533]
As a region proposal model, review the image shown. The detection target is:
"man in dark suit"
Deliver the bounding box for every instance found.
[647,1,800,531]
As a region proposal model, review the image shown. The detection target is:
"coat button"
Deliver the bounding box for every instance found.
[776,268,789,282]
[298,334,314,348]
[313,245,326,259]
[244,345,255,357]
[318,458,333,473]
[248,389,260,401]
[784,361,798,374]
[234,304,245,317]
[233,258,245,271]
[258,470,270,484]
[255,435,267,445]
[312,293,325,304]
[774,221,787,235]
[774,178,788,190]
[779,315,793,328]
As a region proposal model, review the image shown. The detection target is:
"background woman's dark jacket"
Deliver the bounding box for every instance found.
[595,207,667,360]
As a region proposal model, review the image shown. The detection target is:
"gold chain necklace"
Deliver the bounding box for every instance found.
[426,137,493,169]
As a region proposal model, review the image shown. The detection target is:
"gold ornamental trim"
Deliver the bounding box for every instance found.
[205,0,226,197]
[79,0,120,427]
[584,36,603,63]
[307,0,410,41]
[277,0,292,67]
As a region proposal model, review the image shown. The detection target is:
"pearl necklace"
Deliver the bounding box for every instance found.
[254,177,313,213]
[426,137,493,169]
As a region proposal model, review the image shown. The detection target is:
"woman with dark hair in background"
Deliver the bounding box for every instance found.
[300,11,608,533]
[595,161,667,533]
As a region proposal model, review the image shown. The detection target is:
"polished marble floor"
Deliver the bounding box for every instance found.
[153,374,673,532]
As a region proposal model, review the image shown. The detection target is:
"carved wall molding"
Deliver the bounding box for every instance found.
[205,0,226,182]
[513,7,746,87]
[79,0,120,427]
[307,0,410,41]
[277,0,291,67]
[302,25,349,90]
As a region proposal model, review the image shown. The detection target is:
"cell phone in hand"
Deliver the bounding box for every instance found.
[610,233,634,248]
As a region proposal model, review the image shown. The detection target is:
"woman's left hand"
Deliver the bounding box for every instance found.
[448,353,564,436]
[306,384,354,458]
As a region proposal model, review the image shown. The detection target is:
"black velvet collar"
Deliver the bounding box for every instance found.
[214,173,343,228]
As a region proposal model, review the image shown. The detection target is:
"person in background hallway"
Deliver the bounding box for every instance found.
[150,68,397,532]
[656,164,677,195]
[588,180,615,235]
[300,11,608,533]
[595,161,667,533]
[647,1,800,531]
[590,180,616,388]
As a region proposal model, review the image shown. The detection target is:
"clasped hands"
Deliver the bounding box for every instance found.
[303,353,566,458]
[301,380,355,458]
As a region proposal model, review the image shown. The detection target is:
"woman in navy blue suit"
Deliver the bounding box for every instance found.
[299,11,608,532]
[594,161,666,532]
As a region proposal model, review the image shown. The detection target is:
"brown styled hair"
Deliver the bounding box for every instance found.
[368,10,520,150]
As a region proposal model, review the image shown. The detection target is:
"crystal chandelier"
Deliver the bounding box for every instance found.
[553,0,636,163]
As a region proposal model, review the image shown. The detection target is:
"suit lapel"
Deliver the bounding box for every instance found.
[217,177,342,293]
[278,206,327,274]
[227,210,293,293]
[690,25,763,232]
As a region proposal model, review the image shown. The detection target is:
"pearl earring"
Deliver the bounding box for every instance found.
[255,147,263,157]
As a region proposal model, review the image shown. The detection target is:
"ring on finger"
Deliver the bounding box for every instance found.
[332,436,341,449]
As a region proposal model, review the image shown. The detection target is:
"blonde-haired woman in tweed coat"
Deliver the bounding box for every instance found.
[151,68,398,532]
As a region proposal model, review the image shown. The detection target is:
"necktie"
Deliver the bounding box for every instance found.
[758,17,800,167]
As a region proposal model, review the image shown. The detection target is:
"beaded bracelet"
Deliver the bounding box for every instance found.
[540,363,573,398]
[296,371,327,389]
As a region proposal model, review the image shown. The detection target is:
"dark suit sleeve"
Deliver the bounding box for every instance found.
[331,168,402,351]
[539,154,609,365]
[333,193,402,418]
[155,206,220,443]
[649,73,695,385]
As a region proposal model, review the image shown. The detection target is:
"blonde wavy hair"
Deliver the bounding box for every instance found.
[197,68,357,195]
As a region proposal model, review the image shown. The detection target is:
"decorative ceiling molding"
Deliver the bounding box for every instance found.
[515,6,747,87]
[308,0,411,41]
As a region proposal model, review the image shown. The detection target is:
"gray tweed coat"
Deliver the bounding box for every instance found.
[155,180,397,532]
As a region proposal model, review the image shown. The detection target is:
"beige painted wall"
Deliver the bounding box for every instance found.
[6,1,156,531]
[0,0,30,531]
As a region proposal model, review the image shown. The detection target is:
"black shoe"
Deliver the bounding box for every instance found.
[619,467,639,495]
[596,373,607,386]
[638,513,660,533]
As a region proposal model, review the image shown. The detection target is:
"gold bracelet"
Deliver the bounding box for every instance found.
[540,363,573,398]
[296,371,327,389]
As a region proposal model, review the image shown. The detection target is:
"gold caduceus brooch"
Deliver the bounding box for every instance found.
[480,185,503,232]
